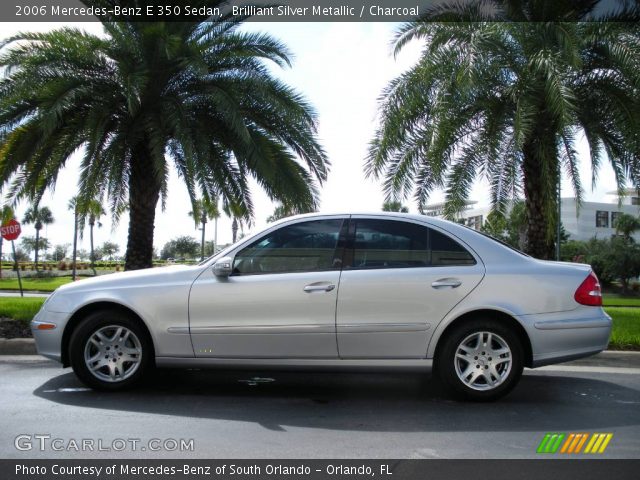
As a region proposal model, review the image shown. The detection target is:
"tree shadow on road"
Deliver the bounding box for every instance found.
[33,368,640,433]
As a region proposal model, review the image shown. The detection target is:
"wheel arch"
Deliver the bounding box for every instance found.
[431,309,533,368]
[61,301,155,367]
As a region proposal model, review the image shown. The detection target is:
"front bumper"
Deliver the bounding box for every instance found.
[523,309,612,368]
[31,308,69,363]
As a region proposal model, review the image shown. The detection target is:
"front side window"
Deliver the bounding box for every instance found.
[350,219,475,269]
[233,219,344,275]
[596,211,609,228]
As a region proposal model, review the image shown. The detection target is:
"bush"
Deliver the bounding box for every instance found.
[588,237,640,293]
[33,270,55,278]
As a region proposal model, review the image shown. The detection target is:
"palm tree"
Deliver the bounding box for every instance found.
[188,197,220,261]
[22,206,54,271]
[366,1,640,259]
[266,202,315,223]
[614,213,640,242]
[382,201,409,213]
[223,200,250,244]
[0,2,328,270]
[82,200,106,275]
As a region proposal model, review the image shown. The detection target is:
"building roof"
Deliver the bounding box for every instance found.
[606,188,640,196]
[424,200,477,211]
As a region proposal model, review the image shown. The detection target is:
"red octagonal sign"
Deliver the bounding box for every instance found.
[1,219,21,241]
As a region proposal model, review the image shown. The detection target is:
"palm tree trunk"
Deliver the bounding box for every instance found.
[125,146,161,271]
[522,142,554,260]
[214,217,218,254]
[72,211,78,281]
[232,217,238,243]
[89,221,96,276]
[200,217,206,261]
[34,227,40,271]
[0,237,3,279]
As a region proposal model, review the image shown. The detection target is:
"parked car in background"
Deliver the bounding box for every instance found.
[31,213,611,400]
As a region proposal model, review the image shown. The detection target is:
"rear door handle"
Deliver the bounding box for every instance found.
[304,284,336,293]
[431,278,462,289]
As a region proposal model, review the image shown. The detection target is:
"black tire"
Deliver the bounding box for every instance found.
[69,310,153,391]
[435,317,524,401]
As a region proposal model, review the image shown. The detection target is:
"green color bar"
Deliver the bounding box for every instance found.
[537,434,552,453]
[550,434,566,453]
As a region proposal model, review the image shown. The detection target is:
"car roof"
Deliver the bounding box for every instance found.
[264,212,530,265]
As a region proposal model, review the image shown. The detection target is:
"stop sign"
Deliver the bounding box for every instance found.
[1,219,21,241]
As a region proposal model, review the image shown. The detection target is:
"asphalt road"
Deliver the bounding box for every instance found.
[0,357,639,459]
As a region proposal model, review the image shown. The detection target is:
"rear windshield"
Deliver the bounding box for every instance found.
[463,226,530,258]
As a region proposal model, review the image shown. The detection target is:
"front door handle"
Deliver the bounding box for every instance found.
[304,283,336,293]
[431,278,462,289]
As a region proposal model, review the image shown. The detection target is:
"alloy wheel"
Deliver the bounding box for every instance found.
[83,325,142,383]
[454,331,512,391]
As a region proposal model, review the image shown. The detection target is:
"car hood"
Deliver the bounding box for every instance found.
[55,265,201,293]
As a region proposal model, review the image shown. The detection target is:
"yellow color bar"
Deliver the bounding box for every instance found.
[591,434,606,453]
[584,434,598,453]
[597,434,613,453]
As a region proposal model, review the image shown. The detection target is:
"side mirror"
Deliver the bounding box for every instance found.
[212,256,233,277]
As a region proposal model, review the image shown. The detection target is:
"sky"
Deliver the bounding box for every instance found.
[0,21,621,258]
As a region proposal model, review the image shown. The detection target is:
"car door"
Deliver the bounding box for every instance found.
[189,217,347,358]
[336,216,485,358]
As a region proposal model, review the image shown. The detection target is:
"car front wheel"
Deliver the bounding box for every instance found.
[69,311,152,390]
[436,318,524,401]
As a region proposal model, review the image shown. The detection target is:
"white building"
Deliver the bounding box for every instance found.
[425,188,640,242]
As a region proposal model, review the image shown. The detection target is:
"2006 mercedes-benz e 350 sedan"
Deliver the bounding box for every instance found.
[32,213,611,401]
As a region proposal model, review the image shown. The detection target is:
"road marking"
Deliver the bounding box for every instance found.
[0,355,54,363]
[42,387,92,393]
[238,377,275,386]
[530,365,640,375]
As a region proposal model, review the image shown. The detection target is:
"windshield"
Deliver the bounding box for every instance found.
[462,226,531,258]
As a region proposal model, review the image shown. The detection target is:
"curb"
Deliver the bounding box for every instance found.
[0,338,36,355]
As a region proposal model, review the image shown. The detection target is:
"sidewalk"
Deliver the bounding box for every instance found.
[0,291,50,297]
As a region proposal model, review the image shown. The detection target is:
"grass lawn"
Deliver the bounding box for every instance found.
[602,294,640,307]
[606,307,640,350]
[0,298,638,351]
[0,276,73,292]
[0,297,46,322]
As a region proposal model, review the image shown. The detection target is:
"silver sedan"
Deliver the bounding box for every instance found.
[32,213,611,401]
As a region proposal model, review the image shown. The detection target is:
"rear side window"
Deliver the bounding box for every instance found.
[233,219,344,275]
[350,219,475,269]
[430,228,476,266]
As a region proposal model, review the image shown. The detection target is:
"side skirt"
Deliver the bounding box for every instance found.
[155,357,433,372]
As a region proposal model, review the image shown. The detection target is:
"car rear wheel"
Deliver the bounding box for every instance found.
[69,311,152,390]
[435,318,524,401]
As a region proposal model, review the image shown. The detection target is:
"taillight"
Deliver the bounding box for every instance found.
[574,271,602,306]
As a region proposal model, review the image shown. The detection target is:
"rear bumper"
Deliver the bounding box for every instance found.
[521,309,612,368]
